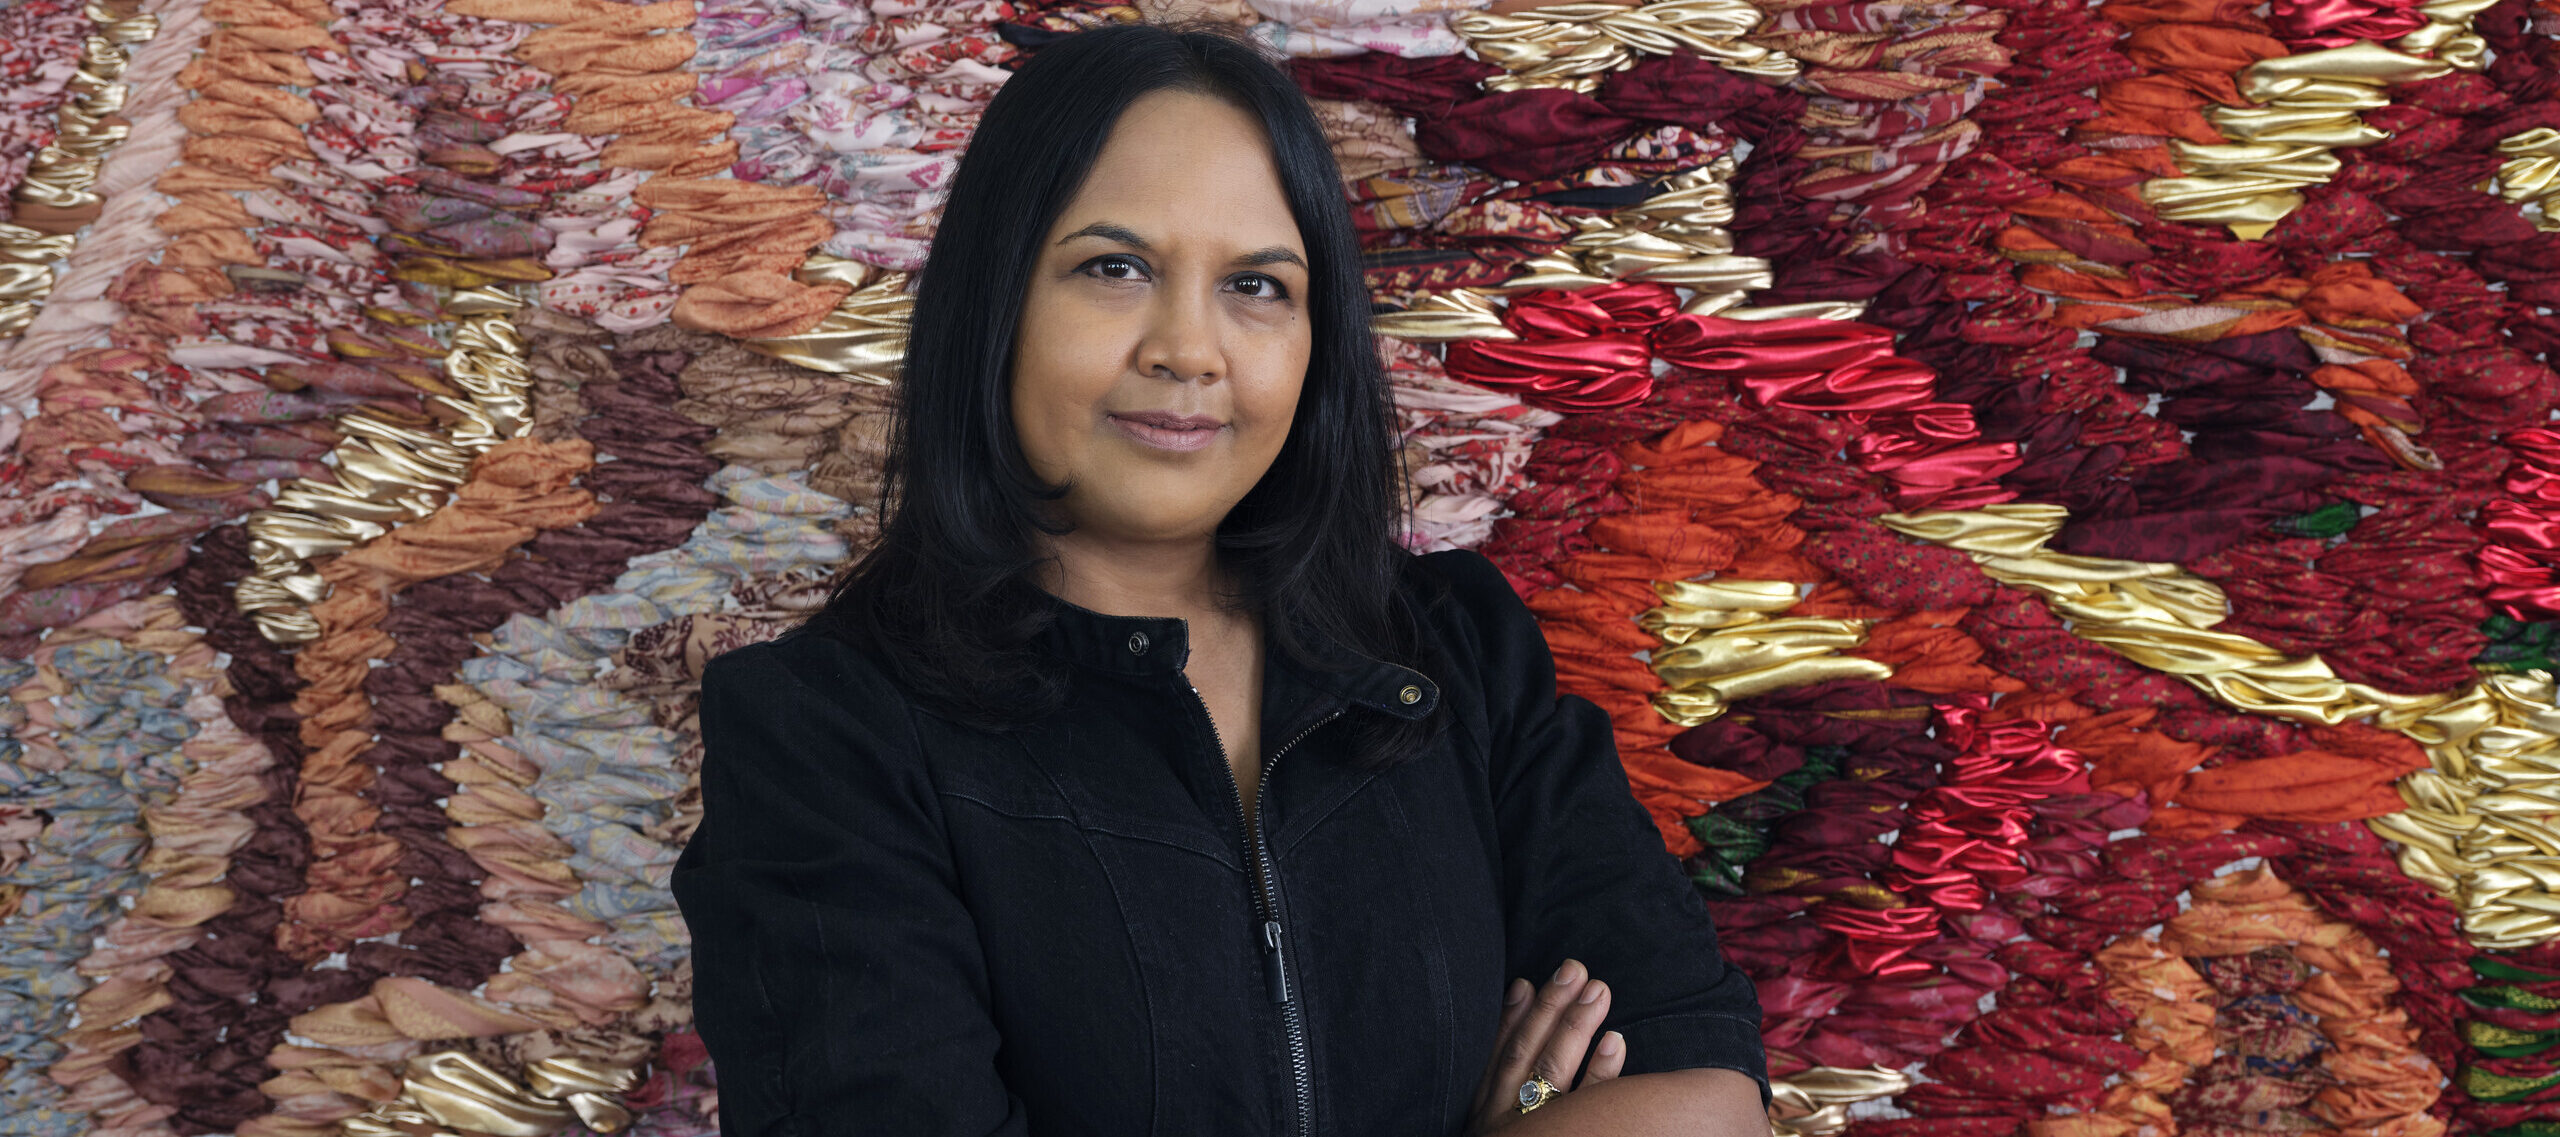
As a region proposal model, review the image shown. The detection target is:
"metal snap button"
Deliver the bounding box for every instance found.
[1127,631,1150,656]
[1399,684,1422,705]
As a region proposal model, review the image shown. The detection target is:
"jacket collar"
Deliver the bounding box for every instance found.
[1028,588,1440,723]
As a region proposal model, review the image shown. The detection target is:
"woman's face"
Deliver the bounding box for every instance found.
[1010,89,1313,546]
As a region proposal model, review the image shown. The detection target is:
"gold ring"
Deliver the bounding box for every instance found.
[1516,1074,1561,1113]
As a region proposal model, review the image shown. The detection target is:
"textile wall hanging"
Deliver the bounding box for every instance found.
[0,0,2557,1134]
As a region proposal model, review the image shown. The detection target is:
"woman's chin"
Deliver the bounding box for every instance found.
[1066,499,1239,546]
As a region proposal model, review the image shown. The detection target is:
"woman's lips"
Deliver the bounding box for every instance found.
[1109,413,1225,453]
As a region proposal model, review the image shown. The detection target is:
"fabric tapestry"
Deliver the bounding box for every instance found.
[1,0,2557,1134]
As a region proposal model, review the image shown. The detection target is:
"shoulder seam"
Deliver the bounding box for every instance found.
[712,631,931,769]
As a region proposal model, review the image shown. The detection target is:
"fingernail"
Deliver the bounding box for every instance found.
[1551,960,1578,985]
[1599,1031,1622,1056]
[1505,979,1529,1006]
[1578,979,1605,1004]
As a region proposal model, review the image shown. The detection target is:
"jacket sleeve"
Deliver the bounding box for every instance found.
[670,634,1031,1136]
[1422,549,1771,1102]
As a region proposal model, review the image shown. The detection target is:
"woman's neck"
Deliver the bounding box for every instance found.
[1033,529,1235,621]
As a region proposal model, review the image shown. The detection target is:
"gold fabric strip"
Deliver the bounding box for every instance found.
[1371,288,1515,342]
[1637,577,1890,727]
[2394,0,2495,64]
[2480,127,2560,232]
[742,255,910,381]
[1452,0,1798,92]
[0,0,159,339]
[235,288,535,644]
[1370,159,1786,342]
[1878,504,2560,949]
[2142,1,2481,239]
[341,1050,645,1137]
[1771,1065,1915,1137]
[2365,673,2560,948]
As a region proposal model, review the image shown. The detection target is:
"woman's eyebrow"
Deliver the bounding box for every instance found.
[1056,220,1306,271]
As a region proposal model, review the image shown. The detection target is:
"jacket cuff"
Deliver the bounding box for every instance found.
[1614,1012,1773,1109]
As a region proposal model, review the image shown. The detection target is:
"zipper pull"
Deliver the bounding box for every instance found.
[1261,919,1291,1003]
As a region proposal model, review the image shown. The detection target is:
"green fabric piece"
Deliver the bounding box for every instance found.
[2466,1018,2560,1058]
[2459,1064,2560,1103]
[1686,746,1843,893]
[2475,955,2560,985]
[2272,500,2360,538]
[2474,615,2560,674]
[2461,984,2560,1013]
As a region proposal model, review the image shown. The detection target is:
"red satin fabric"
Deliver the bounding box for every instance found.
[2479,425,2560,620]
[2267,0,2429,44]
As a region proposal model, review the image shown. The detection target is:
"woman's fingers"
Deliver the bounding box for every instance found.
[1472,958,1622,1133]
[1502,960,1586,1082]
[1488,960,1585,1109]
[1503,961,1611,1091]
[1584,1030,1628,1083]
[1540,978,1610,1090]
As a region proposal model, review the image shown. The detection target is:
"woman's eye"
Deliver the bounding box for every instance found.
[1076,257,1287,301]
[1084,255,1147,281]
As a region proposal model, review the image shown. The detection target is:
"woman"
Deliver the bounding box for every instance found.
[670,21,1769,1137]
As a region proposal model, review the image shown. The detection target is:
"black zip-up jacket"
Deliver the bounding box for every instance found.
[670,547,1768,1136]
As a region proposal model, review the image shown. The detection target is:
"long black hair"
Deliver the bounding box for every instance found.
[805,19,1446,769]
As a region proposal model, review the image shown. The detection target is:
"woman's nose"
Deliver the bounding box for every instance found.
[1138,289,1224,383]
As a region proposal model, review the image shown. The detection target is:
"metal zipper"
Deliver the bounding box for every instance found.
[1187,679,1343,1137]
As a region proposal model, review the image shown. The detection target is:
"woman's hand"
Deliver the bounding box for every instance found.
[1464,958,1628,1135]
